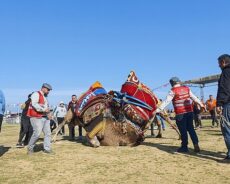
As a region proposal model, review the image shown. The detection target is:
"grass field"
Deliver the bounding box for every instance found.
[0,120,230,184]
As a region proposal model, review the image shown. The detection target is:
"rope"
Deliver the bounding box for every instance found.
[152,83,170,91]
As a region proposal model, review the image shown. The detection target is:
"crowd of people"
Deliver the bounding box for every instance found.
[0,54,230,163]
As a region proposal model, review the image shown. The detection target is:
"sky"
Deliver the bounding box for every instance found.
[0,0,229,112]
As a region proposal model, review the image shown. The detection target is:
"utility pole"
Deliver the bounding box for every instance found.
[200,84,205,101]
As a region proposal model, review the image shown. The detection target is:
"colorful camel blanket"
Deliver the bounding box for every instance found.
[76,81,107,117]
[121,71,158,122]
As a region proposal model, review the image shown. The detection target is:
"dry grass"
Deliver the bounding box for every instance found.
[0,121,230,184]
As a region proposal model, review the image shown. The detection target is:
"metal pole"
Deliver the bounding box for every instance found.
[200,84,205,101]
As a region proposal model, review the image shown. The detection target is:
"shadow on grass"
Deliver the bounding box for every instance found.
[142,142,226,162]
[52,135,86,144]
[199,129,223,136]
[0,146,11,157]
[145,135,179,140]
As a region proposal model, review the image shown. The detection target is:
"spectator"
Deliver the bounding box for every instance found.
[68,94,82,140]
[53,101,67,135]
[158,99,166,130]
[0,90,5,133]
[193,101,203,129]
[49,109,57,133]
[27,83,53,155]
[206,95,219,127]
[16,93,33,148]
[157,77,205,153]
[217,54,230,162]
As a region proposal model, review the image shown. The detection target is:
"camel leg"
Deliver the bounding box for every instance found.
[86,135,100,147]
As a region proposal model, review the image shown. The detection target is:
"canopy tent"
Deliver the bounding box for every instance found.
[182,74,220,85]
[182,74,220,100]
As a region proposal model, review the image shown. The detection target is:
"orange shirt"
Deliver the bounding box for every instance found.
[206,99,216,111]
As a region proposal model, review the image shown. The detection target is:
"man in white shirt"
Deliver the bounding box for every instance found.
[53,101,67,135]
[157,77,205,153]
[27,83,53,154]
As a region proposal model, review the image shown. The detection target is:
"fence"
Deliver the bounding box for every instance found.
[3,115,21,124]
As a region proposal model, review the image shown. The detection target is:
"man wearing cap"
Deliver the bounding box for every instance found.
[53,101,67,135]
[156,77,205,153]
[217,54,230,162]
[27,83,53,154]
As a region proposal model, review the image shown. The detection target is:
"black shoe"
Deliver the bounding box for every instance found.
[194,144,200,153]
[156,134,162,138]
[16,143,24,148]
[76,136,83,141]
[218,156,230,163]
[177,147,189,153]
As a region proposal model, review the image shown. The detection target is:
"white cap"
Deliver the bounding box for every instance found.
[59,101,64,105]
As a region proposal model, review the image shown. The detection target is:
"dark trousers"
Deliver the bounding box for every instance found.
[57,117,65,135]
[0,114,3,133]
[194,113,202,127]
[221,103,230,157]
[18,116,33,145]
[176,112,199,148]
[68,123,82,139]
[210,110,219,126]
[50,120,57,132]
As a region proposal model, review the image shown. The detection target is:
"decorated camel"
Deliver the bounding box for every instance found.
[53,71,180,147]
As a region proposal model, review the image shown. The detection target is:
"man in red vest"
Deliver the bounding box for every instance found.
[157,77,205,153]
[27,83,53,155]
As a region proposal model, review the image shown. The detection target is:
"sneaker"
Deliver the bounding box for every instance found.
[16,143,24,148]
[43,150,55,154]
[177,147,189,153]
[76,136,83,141]
[194,144,200,153]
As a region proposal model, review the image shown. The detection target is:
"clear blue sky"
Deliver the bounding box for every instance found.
[0,0,229,111]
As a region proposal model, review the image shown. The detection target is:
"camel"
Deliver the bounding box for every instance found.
[52,71,180,147]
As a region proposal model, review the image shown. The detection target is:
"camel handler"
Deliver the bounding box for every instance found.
[27,83,53,155]
[156,77,205,153]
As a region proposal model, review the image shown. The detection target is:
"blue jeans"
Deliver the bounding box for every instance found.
[176,112,198,148]
[28,117,51,151]
[157,115,166,129]
[221,103,230,157]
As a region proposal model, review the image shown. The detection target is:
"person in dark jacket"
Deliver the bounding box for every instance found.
[16,93,33,148]
[217,54,230,162]
[193,101,203,129]
[68,94,82,140]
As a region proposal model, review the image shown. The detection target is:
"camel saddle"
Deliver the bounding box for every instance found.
[121,71,159,124]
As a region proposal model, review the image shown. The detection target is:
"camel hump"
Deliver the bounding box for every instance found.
[76,82,107,117]
[121,71,158,120]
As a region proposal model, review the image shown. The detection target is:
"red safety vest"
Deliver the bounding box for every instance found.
[27,91,45,118]
[172,86,193,115]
